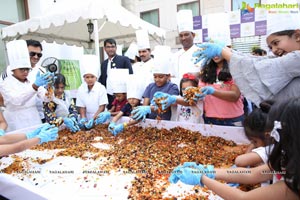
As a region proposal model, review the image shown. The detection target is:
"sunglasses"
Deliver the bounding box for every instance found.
[29,52,43,58]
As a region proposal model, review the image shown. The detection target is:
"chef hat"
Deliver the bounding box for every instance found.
[125,42,138,60]
[126,74,146,100]
[267,0,300,36]
[81,55,100,78]
[177,9,194,33]
[136,29,150,50]
[7,40,31,71]
[152,45,172,75]
[110,69,129,93]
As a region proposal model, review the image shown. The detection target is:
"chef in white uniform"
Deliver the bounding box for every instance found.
[0,40,52,132]
[132,30,155,87]
[171,9,201,87]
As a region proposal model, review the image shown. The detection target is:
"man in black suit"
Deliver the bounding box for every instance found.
[99,38,133,109]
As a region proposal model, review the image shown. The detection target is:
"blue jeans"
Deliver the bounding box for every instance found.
[203,115,244,126]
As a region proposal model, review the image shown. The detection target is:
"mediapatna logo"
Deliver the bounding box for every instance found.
[241,1,254,15]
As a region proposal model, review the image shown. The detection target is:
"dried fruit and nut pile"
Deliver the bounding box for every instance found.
[2,125,250,199]
[183,87,202,105]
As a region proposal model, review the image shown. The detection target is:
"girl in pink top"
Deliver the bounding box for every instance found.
[198,56,244,126]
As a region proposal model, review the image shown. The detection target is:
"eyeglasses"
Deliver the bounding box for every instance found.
[105,45,116,49]
[18,68,32,72]
[29,52,43,58]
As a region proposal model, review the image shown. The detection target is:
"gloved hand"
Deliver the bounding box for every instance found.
[63,117,80,132]
[152,92,177,110]
[34,71,54,87]
[36,124,59,144]
[95,111,111,125]
[78,118,88,129]
[108,122,116,133]
[227,165,239,187]
[26,123,52,139]
[85,119,94,129]
[193,42,225,66]
[201,86,215,96]
[169,165,183,184]
[0,129,5,136]
[170,166,205,186]
[131,106,151,121]
[111,123,124,136]
[183,86,206,102]
[183,162,215,179]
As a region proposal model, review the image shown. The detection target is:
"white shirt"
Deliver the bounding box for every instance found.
[132,58,154,87]
[106,57,115,95]
[171,44,200,86]
[0,75,48,132]
[176,101,204,123]
[76,82,108,120]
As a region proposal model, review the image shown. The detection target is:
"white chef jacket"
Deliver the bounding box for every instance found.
[171,44,201,87]
[0,76,48,132]
[76,82,108,120]
[132,58,154,87]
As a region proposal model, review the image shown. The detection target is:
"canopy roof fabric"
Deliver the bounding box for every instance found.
[1,0,166,48]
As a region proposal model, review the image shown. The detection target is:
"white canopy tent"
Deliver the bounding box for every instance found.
[1,0,166,59]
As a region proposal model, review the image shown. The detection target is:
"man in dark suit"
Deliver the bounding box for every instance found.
[99,38,133,109]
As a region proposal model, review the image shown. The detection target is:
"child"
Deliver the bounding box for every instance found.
[151,73,204,123]
[169,98,300,199]
[0,123,58,157]
[43,74,80,132]
[131,46,179,121]
[108,69,128,116]
[76,57,108,129]
[191,12,300,106]
[0,40,53,132]
[107,74,145,136]
[235,100,274,168]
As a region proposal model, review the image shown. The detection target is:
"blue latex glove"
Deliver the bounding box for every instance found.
[152,92,177,110]
[95,111,111,125]
[108,122,116,133]
[64,117,80,132]
[201,86,215,96]
[227,165,239,187]
[183,162,215,179]
[169,165,183,184]
[34,71,54,87]
[26,123,52,139]
[78,118,88,129]
[193,42,225,66]
[171,166,205,186]
[0,129,5,136]
[183,86,206,102]
[131,106,151,121]
[111,123,124,136]
[85,119,94,129]
[36,125,58,144]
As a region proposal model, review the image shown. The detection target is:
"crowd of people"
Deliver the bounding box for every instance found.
[0,8,300,200]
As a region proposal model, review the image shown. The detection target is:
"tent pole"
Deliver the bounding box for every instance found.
[93,19,100,61]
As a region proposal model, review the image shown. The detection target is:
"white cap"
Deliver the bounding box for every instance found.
[124,42,138,60]
[136,30,150,50]
[110,69,129,93]
[152,45,172,74]
[267,12,300,36]
[177,10,194,33]
[7,40,31,71]
[81,55,100,78]
[126,74,146,100]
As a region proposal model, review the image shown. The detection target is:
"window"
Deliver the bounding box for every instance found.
[0,0,28,72]
[141,9,159,27]
[232,0,260,11]
[177,1,200,16]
